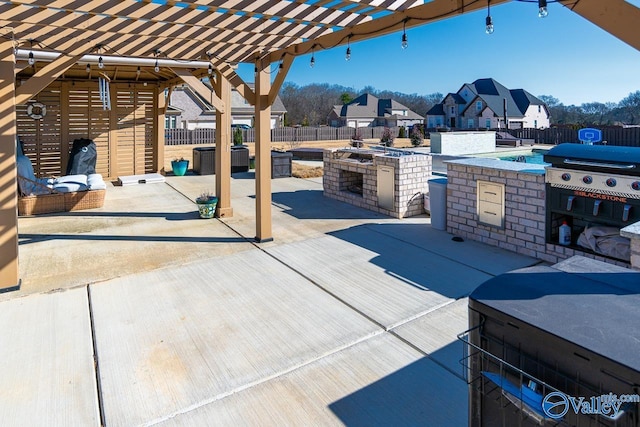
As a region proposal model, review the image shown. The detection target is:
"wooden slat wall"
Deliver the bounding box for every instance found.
[17,82,62,177]
[17,81,159,179]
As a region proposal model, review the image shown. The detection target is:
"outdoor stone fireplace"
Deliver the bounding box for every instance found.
[323,148,432,218]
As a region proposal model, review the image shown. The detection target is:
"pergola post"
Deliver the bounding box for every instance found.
[0,39,20,290]
[155,86,166,174]
[215,72,233,218]
[254,61,272,242]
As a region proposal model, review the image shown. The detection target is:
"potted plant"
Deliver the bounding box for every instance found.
[380,126,394,147]
[350,129,364,148]
[195,191,218,219]
[171,157,189,176]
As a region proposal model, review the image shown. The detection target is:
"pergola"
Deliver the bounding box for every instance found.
[1,0,639,289]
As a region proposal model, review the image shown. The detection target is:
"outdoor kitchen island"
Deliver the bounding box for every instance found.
[323,148,432,219]
[445,150,640,270]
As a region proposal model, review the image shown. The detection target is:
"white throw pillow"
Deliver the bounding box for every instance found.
[87,174,107,190]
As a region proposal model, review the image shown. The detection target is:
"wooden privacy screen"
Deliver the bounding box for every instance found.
[17,81,158,179]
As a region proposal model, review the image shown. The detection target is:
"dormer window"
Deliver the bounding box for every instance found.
[476,101,482,111]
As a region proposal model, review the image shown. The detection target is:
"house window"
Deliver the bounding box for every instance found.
[485,119,491,128]
[476,101,482,111]
[165,116,177,129]
[534,120,538,128]
[538,105,541,113]
[450,106,455,115]
[468,119,474,129]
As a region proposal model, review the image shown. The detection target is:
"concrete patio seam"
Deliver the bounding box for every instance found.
[385,298,460,332]
[144,329,387,426]
[87,284,107,427]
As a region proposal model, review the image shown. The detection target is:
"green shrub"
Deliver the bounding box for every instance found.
[233,127,243,146]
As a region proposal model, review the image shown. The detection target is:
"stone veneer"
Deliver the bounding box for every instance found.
[621,222,640,271]
[323,149,432,218]
[446,157,636,268]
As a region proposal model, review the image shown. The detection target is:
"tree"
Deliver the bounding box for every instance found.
[619,90,640,124]
[340,92,353,105]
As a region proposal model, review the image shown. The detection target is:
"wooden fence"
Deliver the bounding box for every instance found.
[167,126,640,147]
[509,127,640,147]
[165,126,398,145]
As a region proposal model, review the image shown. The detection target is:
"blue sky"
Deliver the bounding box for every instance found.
[238,1,640,106]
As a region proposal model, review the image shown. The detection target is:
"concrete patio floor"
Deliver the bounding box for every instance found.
[1,171,541,426]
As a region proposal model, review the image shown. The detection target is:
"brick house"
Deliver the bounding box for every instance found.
[328,93,424,128]
[167,84,287,129]
[426,78,549,130]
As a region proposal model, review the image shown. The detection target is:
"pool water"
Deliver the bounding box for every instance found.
[498,151,549,165]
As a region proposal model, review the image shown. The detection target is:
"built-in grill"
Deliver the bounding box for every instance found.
[544,144,640,262]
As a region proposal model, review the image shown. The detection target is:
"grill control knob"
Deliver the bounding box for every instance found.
[606,178,617,188]
[632,181,640,191]
[582,176,593,184]
[561,173,571,181]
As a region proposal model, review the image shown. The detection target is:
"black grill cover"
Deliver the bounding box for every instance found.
[543,143,640,175]
[66,138,97,175]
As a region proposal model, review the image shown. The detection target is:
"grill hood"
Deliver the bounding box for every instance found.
[543,143,640,176]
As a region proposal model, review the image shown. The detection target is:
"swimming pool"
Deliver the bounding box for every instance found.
[497,150,549,165]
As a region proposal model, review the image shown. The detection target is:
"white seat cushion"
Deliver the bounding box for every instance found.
[52,175,88,193]
[87,174,107,190]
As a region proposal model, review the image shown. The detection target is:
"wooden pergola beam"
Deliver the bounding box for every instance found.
[170,68,225,113]
[266,0,512,63]
[267,54,294,107]
[559,0,640,51]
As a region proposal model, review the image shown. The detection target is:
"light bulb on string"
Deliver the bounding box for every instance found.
[136,66,141,77]
[28,40,34,65]
[485,0,494,34]
[310,46,315,68]
[538,0,548,18]
[345,36,351,61]
[154,59,159,73]
[98,56,104,69]
[401,21,408,49]
[208,63,213,75]
[86,63,91,73]
[485,15,494,34]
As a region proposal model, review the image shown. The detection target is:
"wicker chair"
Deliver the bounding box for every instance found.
[17,170,106,216]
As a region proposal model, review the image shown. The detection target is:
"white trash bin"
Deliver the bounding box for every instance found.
[428,178,448,230]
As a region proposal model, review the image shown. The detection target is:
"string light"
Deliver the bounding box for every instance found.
[485,0,494,34]
[28,40,34,65]
[208,63,213,75]
[98,56,104,69]
[86,63,91,73]
[538,0,548,17]
[310,46,315,68]
[401,21,408,49]
[345,36,351,61]
[154,49,160,73]
[136,66,141,77]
